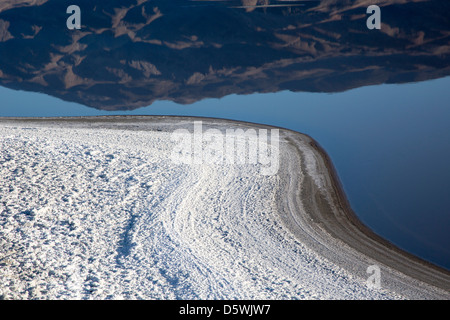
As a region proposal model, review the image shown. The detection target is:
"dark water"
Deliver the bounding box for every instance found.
[0,0,449,269]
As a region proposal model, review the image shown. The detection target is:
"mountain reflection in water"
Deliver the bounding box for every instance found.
[0,0,449,110]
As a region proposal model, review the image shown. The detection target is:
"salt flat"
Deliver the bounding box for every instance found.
[0,116,448,300]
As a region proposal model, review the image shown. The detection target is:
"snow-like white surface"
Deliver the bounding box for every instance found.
[0,119,404,299]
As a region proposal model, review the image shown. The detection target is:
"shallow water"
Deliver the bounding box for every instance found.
[2,77,450,270]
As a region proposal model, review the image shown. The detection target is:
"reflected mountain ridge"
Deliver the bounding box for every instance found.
[0,0,449,110]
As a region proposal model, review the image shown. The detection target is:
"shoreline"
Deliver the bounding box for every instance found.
[293,135,450,297]
[1,115,449,299]
[309,139,450,287]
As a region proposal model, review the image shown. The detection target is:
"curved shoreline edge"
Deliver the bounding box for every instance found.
[1,115,449,299]
[291,135,450,298]
[308,139,450,286]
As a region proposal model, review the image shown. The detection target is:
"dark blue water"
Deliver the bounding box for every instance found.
[2,77,449,269]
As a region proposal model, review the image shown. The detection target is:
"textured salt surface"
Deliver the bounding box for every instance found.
[0,117,448,300]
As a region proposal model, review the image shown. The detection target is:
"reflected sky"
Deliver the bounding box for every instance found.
[2,76,450,269]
